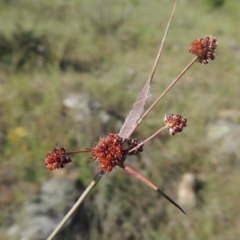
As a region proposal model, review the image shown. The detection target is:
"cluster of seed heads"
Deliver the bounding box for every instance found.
[164,114,187,136]
[44,31,217,239]
[189,35,217,64]
[45,147,71,171]
[45,113,188,172]
[45,35,217,172]
[45,133,144,172]
[42,1,219,238]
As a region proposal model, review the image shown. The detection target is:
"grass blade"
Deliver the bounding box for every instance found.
[122,164,186,215]
[119,0,178,139]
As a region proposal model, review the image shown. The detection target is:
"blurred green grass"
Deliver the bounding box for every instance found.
[0,0,240,239]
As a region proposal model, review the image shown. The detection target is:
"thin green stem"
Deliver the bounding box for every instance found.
[47,172,104,240]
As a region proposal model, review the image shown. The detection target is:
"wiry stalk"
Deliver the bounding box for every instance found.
[122,165,186,215]
[67,149,92,155]
[134,56,198,129]
[145,0,178,86]
[129,126,168,153]
[47,171,104,240]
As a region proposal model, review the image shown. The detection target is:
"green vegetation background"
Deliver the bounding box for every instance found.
[0,0,240,239]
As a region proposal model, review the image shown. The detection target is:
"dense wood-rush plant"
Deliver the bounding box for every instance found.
[44,1,217,239]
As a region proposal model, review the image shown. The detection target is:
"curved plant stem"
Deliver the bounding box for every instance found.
[47,171,104,240]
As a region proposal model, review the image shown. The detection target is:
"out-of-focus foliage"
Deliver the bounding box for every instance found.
[0,0,240,239]
[201,0,225,9]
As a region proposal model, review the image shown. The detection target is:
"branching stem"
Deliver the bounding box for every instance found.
[129,126,168,153]
[134,56,198,130]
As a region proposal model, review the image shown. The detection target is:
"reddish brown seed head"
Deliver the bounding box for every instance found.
[189,35,217,64]
[164,114,187,136]
[44,133,143,172]
[91,133,144,172]
[91,133,127,172]
[45,147,72,170]
[127,138,144,155]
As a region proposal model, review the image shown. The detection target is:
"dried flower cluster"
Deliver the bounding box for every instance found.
[45,133,143,172]
[45,113,187,172]
[164,114,187,135]
[189,35,217,64]
[92,134,144,172]
[45,147,72,170]
[127,138,143,155]
[91,133,127,172]
[43,1,219,236]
